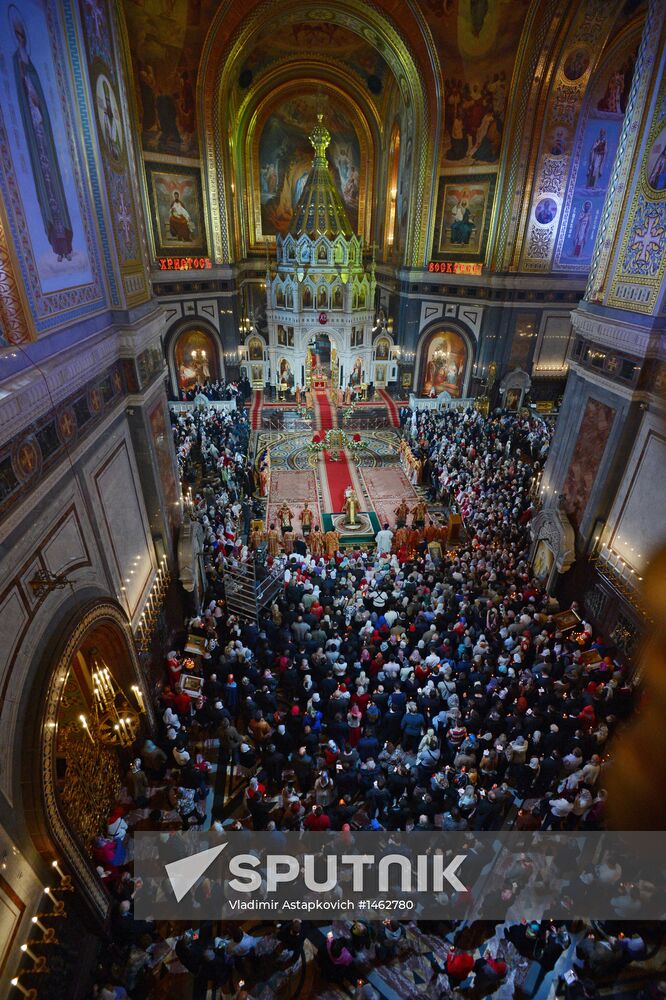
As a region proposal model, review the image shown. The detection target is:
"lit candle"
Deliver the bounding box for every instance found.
[10,978,32,997]
[20,944,38,963]
[50,860,63,879]
[79,716,94,744]
[131,685,145,713]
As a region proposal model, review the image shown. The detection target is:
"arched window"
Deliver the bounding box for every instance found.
[358,286,366,308]
[275,286,285,307]
[285,287,293,309]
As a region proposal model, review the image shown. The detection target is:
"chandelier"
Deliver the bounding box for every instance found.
[78,648,145,748]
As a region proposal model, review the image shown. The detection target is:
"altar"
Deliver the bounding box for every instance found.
[311,366,329,391]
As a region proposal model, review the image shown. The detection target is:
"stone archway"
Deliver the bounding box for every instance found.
[164,319,225,397]
[414,324,475,399]
[25,601,153,919]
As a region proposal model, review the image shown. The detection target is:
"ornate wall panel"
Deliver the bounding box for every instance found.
[519,0,624,273]
[585,0,665,304]
[0,0,106,333]
[552,28,640,273]
[91,437,156,618]
[606,48,666,314]
[0,208,31,346]
[76,0,151,306]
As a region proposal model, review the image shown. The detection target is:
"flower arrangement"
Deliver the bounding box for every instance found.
[307,429,364,458]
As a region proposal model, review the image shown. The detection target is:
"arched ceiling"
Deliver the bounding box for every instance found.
[118,0,648,275]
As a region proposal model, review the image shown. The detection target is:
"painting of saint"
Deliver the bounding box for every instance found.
[248,336,264,361]
[169,192,194,241]
[554,39,635,271]
[438,177,492,258]
[95,74,123,164]
[563,48,589,82]
[421,330,467,397]
[586,129,607,188]
[375,337,390,361]
[597,54,635,115]
[0,0,96,298]
[532,539,554,584]
[535,198,558,225]
[278,358,293,387]
[146,164,206,254]
[123,0,220,156]
[573,200,592,256]
[549,127,568,156]
[10,5,72,262]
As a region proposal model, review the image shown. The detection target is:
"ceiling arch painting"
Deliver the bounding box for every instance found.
[238,18,390,101]
[254,91,364,240]
[199,0,438,265]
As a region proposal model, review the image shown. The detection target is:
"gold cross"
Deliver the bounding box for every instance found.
[19,444,36,472]
[60,412,74,437]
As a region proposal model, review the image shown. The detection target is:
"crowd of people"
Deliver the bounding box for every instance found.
[90,403,653,999]
[177,376,252,403]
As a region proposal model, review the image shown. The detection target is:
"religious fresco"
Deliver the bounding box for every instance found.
[257,94,361,237]
[145,163,206,256]
[94,74,124,165]
[278,358,294,387]
[148,398,180,541]
[174,328,218,393]
[553,37,637,272]
[434,174,494,260]
[0,0,103,327]
[532,539,555,584]
[420,330,467,397]
[78,0,146,294]
[393,125,414,259]
[431,0,531,169]
[375,337,390,360]
[241,19,388,92]
[562,397,615,529]
[122,0,217,157]
[607,66,666,313]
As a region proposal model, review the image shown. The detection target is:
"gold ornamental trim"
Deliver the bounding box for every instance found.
[199,0,434,267]
[41,601,152,917]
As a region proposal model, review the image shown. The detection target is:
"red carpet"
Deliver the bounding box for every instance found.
[314,390,335,431]
[322,448,354,512]
[250,390,262,429]
[378,388,400,427]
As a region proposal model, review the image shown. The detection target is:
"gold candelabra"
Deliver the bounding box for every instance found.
[135,555,171,655]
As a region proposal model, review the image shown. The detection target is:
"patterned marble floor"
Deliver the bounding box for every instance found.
[259,429,424,530]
